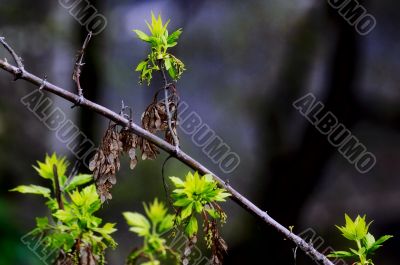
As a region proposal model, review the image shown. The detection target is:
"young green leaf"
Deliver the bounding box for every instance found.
[133,12,185,85]
[10,185,51,198]
[63,174,93,192]
[123,212,151,237]
[133,29,150,42]
[327,250,354,258]
[330,214,393,265]
[124,198,179,265]
[185,215,198,237]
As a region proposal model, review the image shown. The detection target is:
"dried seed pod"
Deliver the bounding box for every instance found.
[120,129,139,170]
[139,137,159,160]
[141,87,180,155]
[204,219,228,265]
[79,245,97,265]
[89,124,123,202]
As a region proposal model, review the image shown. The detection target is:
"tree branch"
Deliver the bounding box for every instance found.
[0,45,334,265]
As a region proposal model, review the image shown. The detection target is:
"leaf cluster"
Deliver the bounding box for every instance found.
[10,154,117,263]
[328,214,392,265]
[134,12,185,85]
[123,198,179,265]
[170,172,231,237]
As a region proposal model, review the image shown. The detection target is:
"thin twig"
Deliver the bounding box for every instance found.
[72,31,92,106]
[161,154,176,211]
[0,53,334,265]
[53,165,64,210]
[158,60,180,151]
[0,37,24,79]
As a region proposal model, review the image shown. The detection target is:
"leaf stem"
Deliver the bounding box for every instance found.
[158,60,180,150]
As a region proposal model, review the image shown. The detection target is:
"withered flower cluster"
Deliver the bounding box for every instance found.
[89,124,138,202]
[205,219,228,265]
[89,86,180,202]
[141,85,179,157]
[55,245,98,265]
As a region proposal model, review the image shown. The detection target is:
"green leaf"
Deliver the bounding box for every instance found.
[136,60,148,71]
[169,177,184,187]
[92,223,117,247]
[143,198,169,225]
[167,29,182,44]
[205,208,220,219]
[123,212,150,237]
[363,233,375,250]
[336,214,369,241]
[33,153,69,184]
[180,203,193,219]
[133,29,150,42]
[367,235,393,253]
[193,201,203,213]
[173,198,192,207]
[80,185,99,206]
[327,250,354,258]
[141,261,160,265]
[48,232,75,251]
[185,216,198,237]
[53,209,74,223]
[158,214,174,233]
[167,64,177,80]
[10,185,51,198]
[214,191,231,202]
[164,58,172,70]
[63,174,92,192]
[36,217,49,230]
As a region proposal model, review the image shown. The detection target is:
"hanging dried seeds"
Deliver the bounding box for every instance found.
[202,204,228,265]
[120,128,139,170]
[79,245,97,265]
[89,123,123,202]
[182,236,197,265]
[55,253,74,265]
[140,86,180,158]
[139,137,159,160]
[204,220,228,265]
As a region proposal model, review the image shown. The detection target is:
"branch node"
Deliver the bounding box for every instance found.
[39,75,48,90]
[71,95,85,109]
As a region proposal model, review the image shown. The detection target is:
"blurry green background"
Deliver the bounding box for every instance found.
[0,0,399,264]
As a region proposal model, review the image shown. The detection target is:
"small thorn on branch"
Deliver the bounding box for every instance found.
[71,31,93,108]
[0,36,24,80]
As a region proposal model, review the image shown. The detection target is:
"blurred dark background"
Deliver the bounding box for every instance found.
[0,0,399,264]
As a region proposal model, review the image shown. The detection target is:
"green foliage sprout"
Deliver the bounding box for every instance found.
[134,12,185,85]
[10,153,117,264]
[123,198,180,265]
[328,214,393,265]
[170,172,231,238]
